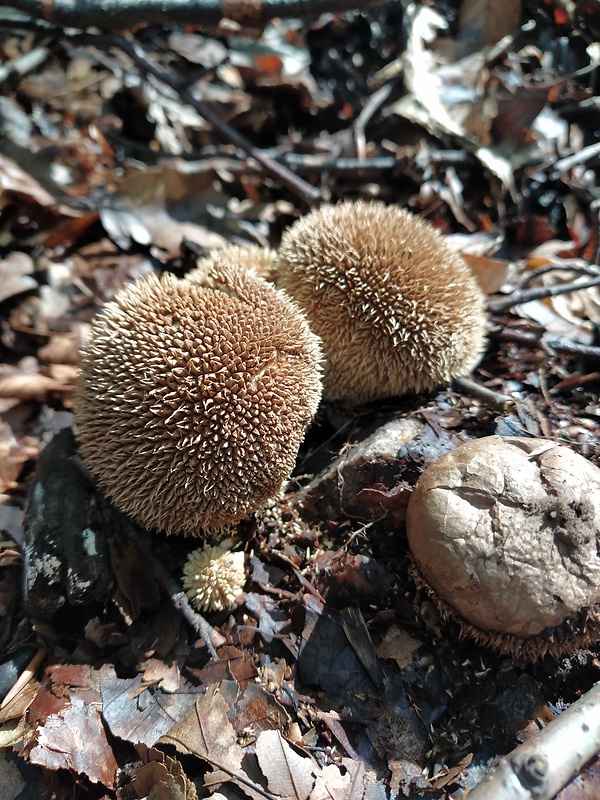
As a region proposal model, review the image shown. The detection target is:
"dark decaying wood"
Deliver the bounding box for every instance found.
[22,428,115,620]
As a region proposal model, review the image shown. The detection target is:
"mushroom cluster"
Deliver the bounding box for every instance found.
[74,262,322,536]
[406,436,600,659]
[275,199,487,405]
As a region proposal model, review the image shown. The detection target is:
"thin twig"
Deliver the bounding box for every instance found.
[517,263,600,289]
[550,141,600,179]
[489,326,600,363]
[0,42,50,82]
[279,153,398,172]
[0,648,46,709]
[124,34,321,206]
[468,681,600,800]
[353,82,393,160]
[487,274,600,313]
[114,514,224,660]
[453,376,516,413]
[71,31,322,206]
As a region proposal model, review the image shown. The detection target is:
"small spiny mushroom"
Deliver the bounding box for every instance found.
[187,243,276,286]
[74,263,322,536]
[275,199,487,405]
[182,542,246,612]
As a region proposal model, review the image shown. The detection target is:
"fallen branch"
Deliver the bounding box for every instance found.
[489,327,600,363]
[468,681,600,800]
[0,0,388,30]
[487,273,600,313]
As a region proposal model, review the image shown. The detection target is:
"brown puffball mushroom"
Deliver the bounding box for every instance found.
[275,199,487,405]
[187,243,277,286]
[182,543,246,612]
[74,264,322,536]
[406,436,600,659]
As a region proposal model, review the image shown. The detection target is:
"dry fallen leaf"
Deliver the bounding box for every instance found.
[29,696,119,788]
[255,729,316,800]
[159,683,265,800]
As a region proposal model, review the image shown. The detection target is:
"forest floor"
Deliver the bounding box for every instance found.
[0,1,600,798]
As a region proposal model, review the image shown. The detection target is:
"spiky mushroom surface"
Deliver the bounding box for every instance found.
[74,264,322,536]
[182,543,246,613]
[276,199,487,405]
[186,243,276,287]
[406,436,600,660]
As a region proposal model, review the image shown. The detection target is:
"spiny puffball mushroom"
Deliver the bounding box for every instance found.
[406,436,600,659]
[182,543,246,612]
[187,243,276,286]
[275,199,487,405]
[74,263,322,536]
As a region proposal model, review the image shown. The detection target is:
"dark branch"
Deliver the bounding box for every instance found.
[0,0,388,30]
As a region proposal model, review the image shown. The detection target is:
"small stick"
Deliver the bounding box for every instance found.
[353,82,393,161]
[453,376,516,413]
[113,513,225,660]
[280,154,398,173]
[0,648,46,709]
[487,275,600,313]
[274,551,327,605]
[490,327,600,363]
[468,681,600,800]
[550,141,600,179]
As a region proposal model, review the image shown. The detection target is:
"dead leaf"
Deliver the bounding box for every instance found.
[121,746,197,800]
[0,253,37,304]
[99,164,229,253]
[255,730,315,800]
[29,696,118,788]
[101,673,196,748]
[159,683,266,800]
[376,626,423,670]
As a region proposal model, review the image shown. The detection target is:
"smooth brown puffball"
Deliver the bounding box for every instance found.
[276,200,487,405]
[74,265,322,535]
[406,436,600,659]
[186,243,276,286]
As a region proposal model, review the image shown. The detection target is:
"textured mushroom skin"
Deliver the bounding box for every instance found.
[276,200,487,404]
[183,544,246,612]
[74,265,322,535]
[187,243,276,287]
[406,436,600,638]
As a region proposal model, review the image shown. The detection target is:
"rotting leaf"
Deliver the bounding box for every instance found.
[0,252,37,304]
[254,730,368,800]
[229,681,290,737]
[118,746,197,800]
[99,165,229,254]
[29,696,118,788]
